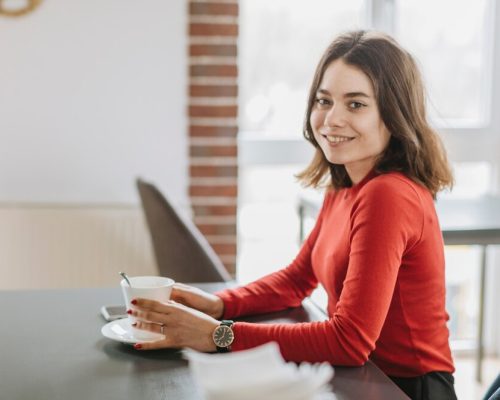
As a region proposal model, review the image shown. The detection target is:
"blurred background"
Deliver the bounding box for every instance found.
[1,0,499,398]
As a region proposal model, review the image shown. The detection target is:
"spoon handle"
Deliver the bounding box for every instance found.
[119,271,132,287]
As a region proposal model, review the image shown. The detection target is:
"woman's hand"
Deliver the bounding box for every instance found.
[130,298,219,352]
[170,283,225,319]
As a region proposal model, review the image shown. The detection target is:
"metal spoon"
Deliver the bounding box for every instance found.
[119,271,132,287]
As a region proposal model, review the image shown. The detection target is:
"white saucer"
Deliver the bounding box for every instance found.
[101,318,165,344]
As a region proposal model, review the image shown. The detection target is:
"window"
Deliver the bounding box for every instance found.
[395,0,494,127]
[237,164,305,283]
[240,0,365,139]
[439,162,493,199]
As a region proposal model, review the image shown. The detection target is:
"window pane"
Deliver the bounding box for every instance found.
[237,164,308,283]
[395,0,493,126]
[438,162,493,199]
[239,0,365,138]
[445,246,481,343]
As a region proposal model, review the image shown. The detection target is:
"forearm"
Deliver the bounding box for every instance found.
[229,316,372,366]
[216,266,318,319]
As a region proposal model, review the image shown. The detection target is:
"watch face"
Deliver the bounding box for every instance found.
[213,325,234,348]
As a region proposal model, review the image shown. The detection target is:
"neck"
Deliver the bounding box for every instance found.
[346,163,375,185]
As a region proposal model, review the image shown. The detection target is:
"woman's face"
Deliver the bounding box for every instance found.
[310,59,390,184]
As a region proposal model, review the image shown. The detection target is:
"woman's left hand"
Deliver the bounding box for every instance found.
[129,298,219,352]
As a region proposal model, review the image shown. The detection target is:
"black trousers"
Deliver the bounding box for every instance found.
[389,371,457,400]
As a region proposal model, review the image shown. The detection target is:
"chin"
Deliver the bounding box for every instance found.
[322,153,347,165]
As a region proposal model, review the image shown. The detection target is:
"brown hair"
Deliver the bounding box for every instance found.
[297,30,453,197]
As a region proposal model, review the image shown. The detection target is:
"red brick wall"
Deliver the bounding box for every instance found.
[188,0,239,276]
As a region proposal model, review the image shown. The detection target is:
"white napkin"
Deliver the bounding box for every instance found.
[183,342,336,400]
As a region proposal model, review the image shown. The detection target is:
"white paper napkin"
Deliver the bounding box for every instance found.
[183,342,336,400]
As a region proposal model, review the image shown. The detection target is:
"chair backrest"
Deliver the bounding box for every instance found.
[136,178,232,283]
[484,373,500,400]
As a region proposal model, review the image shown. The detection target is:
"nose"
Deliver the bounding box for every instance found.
[323,104,345,128]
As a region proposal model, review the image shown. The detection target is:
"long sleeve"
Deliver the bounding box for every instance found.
[214,173,454,377]
[215,195,328,318]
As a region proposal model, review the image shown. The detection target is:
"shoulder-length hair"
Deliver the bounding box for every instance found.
[297,30,453,197]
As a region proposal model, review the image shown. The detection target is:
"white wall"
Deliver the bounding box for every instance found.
[0,0,188,206]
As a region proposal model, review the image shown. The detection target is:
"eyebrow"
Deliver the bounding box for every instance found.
[317,89,371,99]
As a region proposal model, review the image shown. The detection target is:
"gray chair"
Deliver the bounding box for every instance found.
[484,374,500,400]
[136,178,232,283]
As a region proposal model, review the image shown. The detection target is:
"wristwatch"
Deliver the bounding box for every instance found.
[212,320,234,353]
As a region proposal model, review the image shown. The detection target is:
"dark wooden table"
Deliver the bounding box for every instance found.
[298,193,500,382]
[0,284,409,399]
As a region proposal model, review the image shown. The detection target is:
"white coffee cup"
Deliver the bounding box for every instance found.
[120,275,175,338]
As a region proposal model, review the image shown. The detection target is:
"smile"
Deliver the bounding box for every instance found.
[322,135,354,144]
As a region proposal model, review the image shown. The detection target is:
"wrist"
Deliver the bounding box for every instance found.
[211,295,225,319]
[212,320,234,353]
[206,320,219,352]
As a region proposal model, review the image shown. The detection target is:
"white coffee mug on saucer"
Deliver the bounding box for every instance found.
[120,276,175,339]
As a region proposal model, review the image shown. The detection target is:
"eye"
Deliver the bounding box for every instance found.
[315,98,331,107]
[348,101,365,110]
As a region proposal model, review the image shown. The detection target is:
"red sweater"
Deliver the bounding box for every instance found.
[216,171,455,377]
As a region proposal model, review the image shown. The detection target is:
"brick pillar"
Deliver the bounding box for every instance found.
[188,0,239,276]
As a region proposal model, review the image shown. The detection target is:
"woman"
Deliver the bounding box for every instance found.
[129,30,457,399]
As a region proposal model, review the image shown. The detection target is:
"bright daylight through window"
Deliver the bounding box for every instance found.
[396,0,493,127]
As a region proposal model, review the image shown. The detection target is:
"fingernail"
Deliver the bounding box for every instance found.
[127,309,132,315]
[131,299,137,305]
[134,343,142,349]
[132,322,137,327]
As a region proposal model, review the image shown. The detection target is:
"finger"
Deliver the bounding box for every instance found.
[134,339,179,351]
[173,282,191,290]
[130,308,169,325]
[172,282,204,296]
[133,320,164,335]
[171,284,195,299]
[132,298,175,312]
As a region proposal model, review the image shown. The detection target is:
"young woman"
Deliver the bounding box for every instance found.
[129,30,457,400]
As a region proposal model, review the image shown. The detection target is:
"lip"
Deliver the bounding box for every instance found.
[320,134,355,146]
